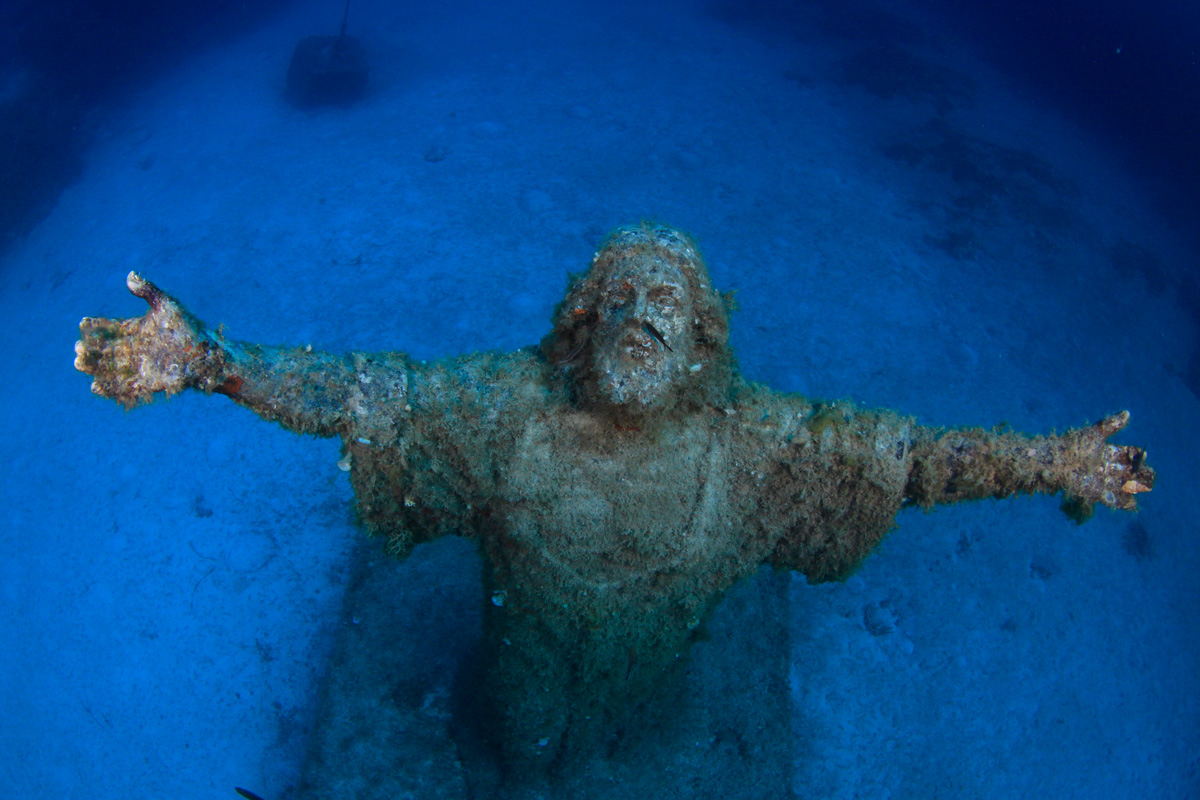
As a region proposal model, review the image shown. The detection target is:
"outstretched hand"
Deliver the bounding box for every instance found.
[74,272,228,408]
[1064,411,1154,516]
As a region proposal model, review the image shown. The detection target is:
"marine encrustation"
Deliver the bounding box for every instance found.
[74,223,1154,776]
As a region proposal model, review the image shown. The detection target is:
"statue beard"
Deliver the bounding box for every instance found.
[590,325,682,413]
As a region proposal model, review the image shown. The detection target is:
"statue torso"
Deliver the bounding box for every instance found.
[496,409,739,593]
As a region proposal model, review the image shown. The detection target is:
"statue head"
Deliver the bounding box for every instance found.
[541,223,735,416]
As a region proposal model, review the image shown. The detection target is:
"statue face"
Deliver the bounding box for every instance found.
[590,253,694,411]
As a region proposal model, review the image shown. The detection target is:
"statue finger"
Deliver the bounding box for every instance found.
[1135,461,1155,488]
[1123,447,1154,494]
[126,271,169,312]
[73,338,95,374]
[75,317,119,372]
[78,315,115,336]
[1098,410,1130,437]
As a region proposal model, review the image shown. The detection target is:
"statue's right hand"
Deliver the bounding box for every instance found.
[75,272,224,408]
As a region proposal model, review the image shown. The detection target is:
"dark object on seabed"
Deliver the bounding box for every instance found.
[286,0,368,107]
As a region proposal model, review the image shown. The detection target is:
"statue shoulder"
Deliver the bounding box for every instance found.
[726,388,915,472]
[413,347,555,411]
[343,347,554,448]
[723,383,817,444]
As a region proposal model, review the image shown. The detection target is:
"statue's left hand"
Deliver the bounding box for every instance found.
[1065,411,1154,512]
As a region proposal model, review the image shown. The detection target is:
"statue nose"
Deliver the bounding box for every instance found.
[631,291,651,319]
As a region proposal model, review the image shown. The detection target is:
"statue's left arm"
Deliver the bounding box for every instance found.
[905,410,1154,521]
[758,398,1154,583]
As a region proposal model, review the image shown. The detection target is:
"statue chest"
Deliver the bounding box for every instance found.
[494,413,737,581]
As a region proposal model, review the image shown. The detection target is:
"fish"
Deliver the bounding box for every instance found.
[642,322,672,352]
[235,789,267,800]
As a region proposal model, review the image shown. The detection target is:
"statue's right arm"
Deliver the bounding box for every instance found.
[74,272,355,437]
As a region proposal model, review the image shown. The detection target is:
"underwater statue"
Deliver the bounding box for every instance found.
[74,223,1154,776]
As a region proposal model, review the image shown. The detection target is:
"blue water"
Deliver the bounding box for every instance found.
[1,0,1196,796]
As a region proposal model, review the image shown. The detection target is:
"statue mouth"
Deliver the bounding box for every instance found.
[617,330,656,362]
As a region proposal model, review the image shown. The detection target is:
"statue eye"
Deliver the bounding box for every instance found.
[605,282,635,311]
[650,288,678,310]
